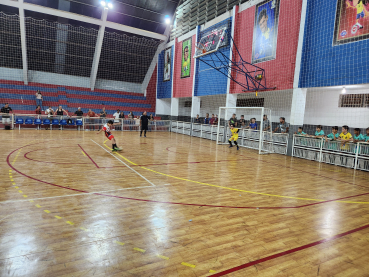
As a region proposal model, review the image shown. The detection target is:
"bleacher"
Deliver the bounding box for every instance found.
[0,80,156,117]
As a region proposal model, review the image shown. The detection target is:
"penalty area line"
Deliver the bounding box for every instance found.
[91,139,156,188]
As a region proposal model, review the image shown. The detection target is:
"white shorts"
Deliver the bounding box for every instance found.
[2,117,10,124]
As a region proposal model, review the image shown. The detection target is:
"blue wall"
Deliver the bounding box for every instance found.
[299,0,369,88]
[194,18,232,96]
[157,46,173,99]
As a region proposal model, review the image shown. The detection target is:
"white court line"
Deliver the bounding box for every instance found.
[91,139,156,187]
[0,186,154,203]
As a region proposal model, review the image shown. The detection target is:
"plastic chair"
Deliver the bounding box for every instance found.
[76,120,83,126]
[15,118,24,130]
[25,118,33,125]
[43,119,50,125]
[68,119,75,126]
[52,119,59,125]
[34,118,41,130]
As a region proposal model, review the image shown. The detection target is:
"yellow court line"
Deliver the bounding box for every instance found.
[81,150,87,157]
[181,262,196,268]
[133,247,146,253]
[66,221,74,225]
[102,141,369,205]
[114,241,125,246]
[157,255,169,260]
[55,216,62,219]
[209,270,217,273]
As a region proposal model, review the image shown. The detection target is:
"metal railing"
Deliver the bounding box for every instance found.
[1,113,171,132]
[292,135,369,171]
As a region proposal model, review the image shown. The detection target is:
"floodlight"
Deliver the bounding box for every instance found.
[100,1,106,7]
[108,2,113,8]
[165,15,170,24]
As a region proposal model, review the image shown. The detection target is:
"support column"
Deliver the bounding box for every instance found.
[18,0,28,85]
[191,96,201,119]
[225,93,237,123]
[90,8,108,91]
[287,0,308,156]
[171,98,179,121]
[191,25,201,122]
[55,0,70,74]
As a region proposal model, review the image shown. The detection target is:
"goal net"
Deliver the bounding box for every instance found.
[217,107,273,154]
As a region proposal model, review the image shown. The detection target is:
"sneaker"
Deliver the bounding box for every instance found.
[237,146,239,150]
[144,135,146,137]
[114,147,122,151]
[229,145,233,148]
[112,148,117,152]
[140,134,142,137]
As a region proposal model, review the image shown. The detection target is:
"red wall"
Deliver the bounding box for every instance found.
[230,0,303,94]
[173,36,196,98]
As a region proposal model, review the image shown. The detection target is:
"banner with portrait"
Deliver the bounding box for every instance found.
[163,47,171,82]
[333,0,369,46]
[181,38,191,78]
[251,0,280,64]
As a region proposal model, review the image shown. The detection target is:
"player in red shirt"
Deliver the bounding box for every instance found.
[96,120,122,151]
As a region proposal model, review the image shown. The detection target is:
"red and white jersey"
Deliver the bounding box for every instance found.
[103,124,111,133]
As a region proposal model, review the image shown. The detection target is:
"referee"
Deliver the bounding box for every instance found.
[140,111,149,137]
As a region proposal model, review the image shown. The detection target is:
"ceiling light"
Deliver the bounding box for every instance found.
[165,15,170,24]
[108,2,113,8]
[100,1,106,7]
[342,87,346,93]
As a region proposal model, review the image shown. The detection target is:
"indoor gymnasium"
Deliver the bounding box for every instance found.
[1,0,369,276]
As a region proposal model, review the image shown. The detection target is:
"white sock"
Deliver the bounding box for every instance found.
[357,22,362,27]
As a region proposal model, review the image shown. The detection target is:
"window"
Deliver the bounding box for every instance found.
[339,94,365,107]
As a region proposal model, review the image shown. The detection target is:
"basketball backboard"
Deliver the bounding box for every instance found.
[193,26,228,59]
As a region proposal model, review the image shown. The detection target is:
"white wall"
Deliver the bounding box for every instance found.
[178,97,192,116]
[156,98,171,115]
[304,86,369,128]
[0,67,23,81]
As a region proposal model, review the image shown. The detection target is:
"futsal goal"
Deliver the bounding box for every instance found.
[217,107,273,155]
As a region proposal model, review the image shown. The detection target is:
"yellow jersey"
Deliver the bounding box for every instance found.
[231,128,239,135]
[357,2,364,14]
[339,132,352,140]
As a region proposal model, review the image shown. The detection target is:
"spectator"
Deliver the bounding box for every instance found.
[353,128,365,143]
[128,111,134,119]
[194,114,201,123]
[262,114,270,131]
[338,125,353,149]
[35,105,41,115]
[213,114,218,125]
[204,113,210,124]
[313,125,325,138]
[113,109,121,124]
[239,115,246,128]
[1,103,13,125]
[365,127,369,143]
[325,126,339,141]
[273,117,289,133]
[149,114,154,121]
[54,105,69,130]
[295,126,306,136]
[87,109,96,131]
[246,118,257,130]
[74,107,84,118]
[229,113,237,127]
[35,90,43,111]
[100,107,107,118]
[45,106,54,130]
[209,114,215,125]
[134,115,140,126]
[119,111,125,119]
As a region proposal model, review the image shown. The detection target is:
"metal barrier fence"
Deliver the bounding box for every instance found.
[170,121,289,155]
[0,113,170,132]
[292,135,369,171]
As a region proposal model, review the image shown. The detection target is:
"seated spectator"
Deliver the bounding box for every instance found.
[239,115,246,128]
[194,114,201,123]
[313,125,324,138]
[229,113,237,127]
[353,128,365,143]
[35,105,41,115]
[100,107,107,118]
[295,126,306,136]
[204,113,210,124]
[325,126,339,141]
[262,114,270,131]
[113,109,121,124]
[338,125,353,149]
[213,114,218,125]
[246,118,257,130]
[119,111,125,119]
[1,103,12,125]
[128,111,134,119]
[209,114,215,125]
[74,107,84,118]
[134,116,140,125]
[45,106,54,118]
[365,128,369,143]
[149,114,154,121]
[273,117,289,133]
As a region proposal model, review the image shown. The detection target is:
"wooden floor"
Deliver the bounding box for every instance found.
[1,130,369,277]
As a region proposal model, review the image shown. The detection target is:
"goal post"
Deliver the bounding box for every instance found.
[217,107,273,154]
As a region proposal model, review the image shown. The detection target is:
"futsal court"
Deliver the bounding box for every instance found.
[1,130,369,276]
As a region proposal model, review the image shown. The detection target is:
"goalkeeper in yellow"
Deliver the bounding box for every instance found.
[229,124,240,150]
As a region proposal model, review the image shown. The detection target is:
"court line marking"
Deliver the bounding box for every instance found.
[91,139,155,187]
[78,144,99,168]
[209,222,369,276]
[0,186,155,203]
[7,142,369,208]
[102,141,369,205]
[81,150,87,157]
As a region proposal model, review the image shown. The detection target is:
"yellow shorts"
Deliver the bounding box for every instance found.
[229,135,238,141]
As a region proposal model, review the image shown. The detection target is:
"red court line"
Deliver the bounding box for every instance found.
[7,142,369,209]
[210,222,369,276]
[78,144,99,168]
